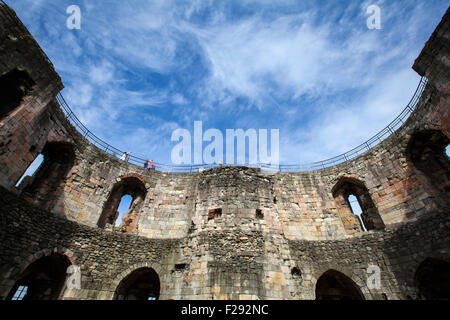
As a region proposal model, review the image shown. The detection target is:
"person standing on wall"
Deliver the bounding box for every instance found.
[120,152,130,162]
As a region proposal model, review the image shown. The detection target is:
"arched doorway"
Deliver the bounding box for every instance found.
[315,270,365,300]
[114,267,160,300]
[415,258,450,300]
[7,253,71,300]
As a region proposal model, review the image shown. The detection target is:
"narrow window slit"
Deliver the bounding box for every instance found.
[347,194,367,232]
[15,154,44,188]
[256,209,264,219]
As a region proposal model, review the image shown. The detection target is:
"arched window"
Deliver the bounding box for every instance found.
[0,68,35,121]
[315,270,364,300]
[21,142,75,207]
[7,253,71,300]
[407,130,450,195]
[114,267,160,300]
[332,177,385,234]
[415,258,450,300]
[347,194,367,231]
[97,176,146,230]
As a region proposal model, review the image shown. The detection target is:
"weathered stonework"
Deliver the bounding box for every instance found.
[0,3,449,300]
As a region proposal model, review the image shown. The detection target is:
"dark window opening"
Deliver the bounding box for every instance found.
[174,264,188,271]
[291,267,302,278]
[188,220,195,234]
[98,177,146,229]
[0,68,35,120]
[256,209,264,219]
[115,267,160,300]
[407,130,450,196]
[315,270,364,300]
[415,258,450,300]
[7,253,71,300]
[208,208,222,220]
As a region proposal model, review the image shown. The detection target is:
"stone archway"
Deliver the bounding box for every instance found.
[114,267,160,300]
[332,177,385,234]
[97,175,147,230]
[6,253,71,300]
[415,258,450,300]
[315,269,365,300]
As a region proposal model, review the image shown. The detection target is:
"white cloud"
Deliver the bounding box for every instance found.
[88,60,114,85]
[171,93,189,105]
[8,0,447,166]
[278,68,421,164]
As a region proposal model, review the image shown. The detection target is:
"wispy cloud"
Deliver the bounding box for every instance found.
[7,0,449,165]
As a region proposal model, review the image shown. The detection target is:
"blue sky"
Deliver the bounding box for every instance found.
[7,0,449,166]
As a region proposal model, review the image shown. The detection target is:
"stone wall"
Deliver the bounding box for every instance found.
[0,3,449,300]
[289,209,450,300]
[0,187,182,300]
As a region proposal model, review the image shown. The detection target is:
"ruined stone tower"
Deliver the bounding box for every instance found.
[0,3,449,300]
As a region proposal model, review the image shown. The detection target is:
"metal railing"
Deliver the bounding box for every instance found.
[56,77,428,173]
